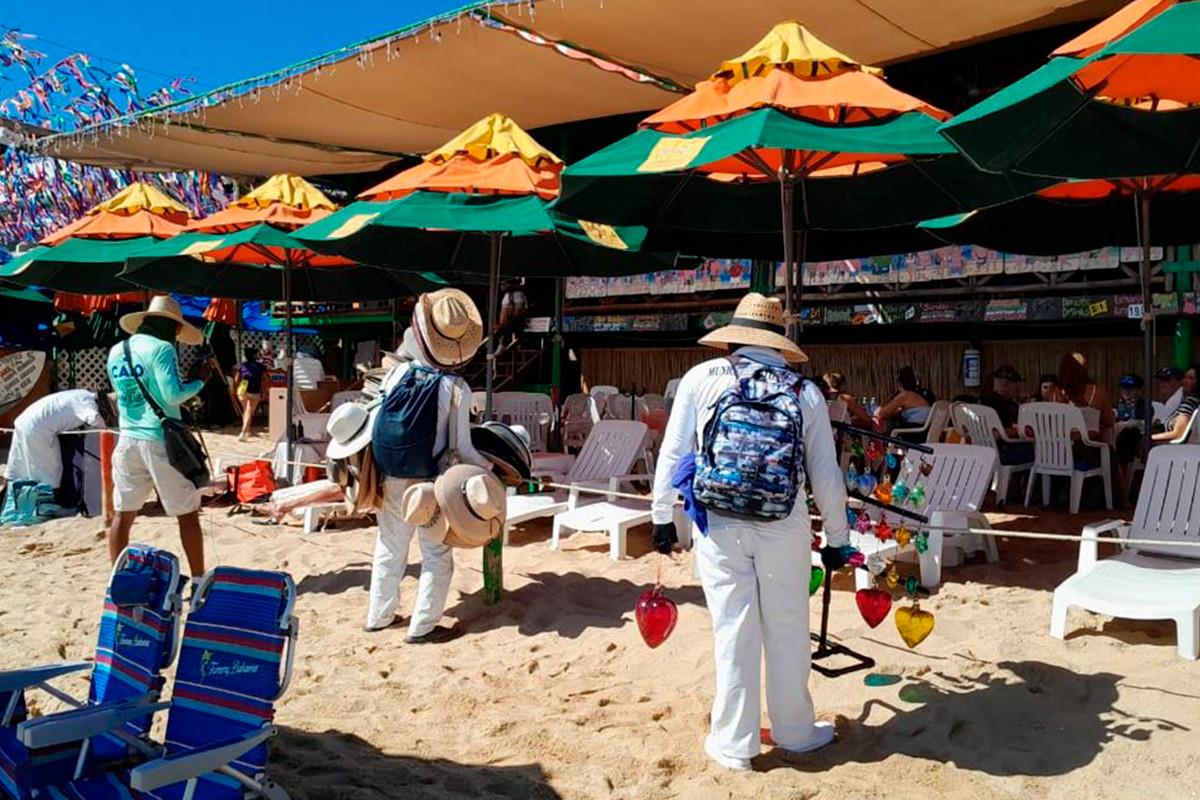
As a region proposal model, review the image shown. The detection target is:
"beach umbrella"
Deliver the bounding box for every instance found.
[125,174,429,468]
[553,21,1049,332]
[297,114,676,416]
[0,182,191,294]
[939,0,1200,440]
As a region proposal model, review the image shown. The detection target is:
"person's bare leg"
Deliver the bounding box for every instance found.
[177,511,205,576]
[107,511,138,564]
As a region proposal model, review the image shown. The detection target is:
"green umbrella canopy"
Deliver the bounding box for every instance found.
[919,176,1200,254]
[0,238,164,294]
[0,280,51,304]
[940,2,1200,178]
[296,190,676,277]
[121,224,437,300]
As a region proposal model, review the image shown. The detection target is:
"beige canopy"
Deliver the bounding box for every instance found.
[30,0,1120,177]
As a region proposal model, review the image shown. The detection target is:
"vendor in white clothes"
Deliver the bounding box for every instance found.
[650,293,850,771]
[5,389,115,487]
[326,288,488,643]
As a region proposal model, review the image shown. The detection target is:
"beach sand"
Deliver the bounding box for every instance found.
[1,429,1197,799]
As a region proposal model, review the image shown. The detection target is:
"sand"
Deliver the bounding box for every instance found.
[2,429,1198,800]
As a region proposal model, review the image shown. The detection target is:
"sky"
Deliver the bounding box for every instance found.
[1,1,471,92]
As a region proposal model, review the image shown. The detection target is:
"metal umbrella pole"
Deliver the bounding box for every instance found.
[283,258,295,479]
[484,232,502,420]
[779,172,796,339]
[1138,188,1154,453]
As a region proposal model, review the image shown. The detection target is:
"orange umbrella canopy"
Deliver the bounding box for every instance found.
[189,173,339,233]
[1052,0,1173,58]
[360,113,563,201]
[643,21,947,134]
[40,183,192,245]
[1038,174,1200,200]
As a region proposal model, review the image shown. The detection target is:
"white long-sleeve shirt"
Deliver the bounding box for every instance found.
[378,341,488,471]
[651,346,849,547]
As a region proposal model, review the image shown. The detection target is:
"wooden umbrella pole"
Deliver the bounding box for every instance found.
[284,259,295,481]
[1139,188,1155,453]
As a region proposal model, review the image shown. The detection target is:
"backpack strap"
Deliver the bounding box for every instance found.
[123,339,167,421]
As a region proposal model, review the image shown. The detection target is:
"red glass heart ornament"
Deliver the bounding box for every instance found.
[636,586,679,649]
[855,588,893,628]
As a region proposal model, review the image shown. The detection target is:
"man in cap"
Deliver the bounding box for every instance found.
[106,296,209,576]
[360,289,491,642]
[982,365,1023,435]
[650,293,849,770]
[1155,366,1184,418]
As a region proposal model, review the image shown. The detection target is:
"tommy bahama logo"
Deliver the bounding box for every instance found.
[115,623,152,649]
[199,649,260,682]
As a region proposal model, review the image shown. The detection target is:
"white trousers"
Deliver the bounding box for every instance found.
[366,477,455,637]
[695,509,816,760]
[5,425,60,488]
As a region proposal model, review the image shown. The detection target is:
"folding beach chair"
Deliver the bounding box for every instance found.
[0,546,184,799]
[18,567,298,800]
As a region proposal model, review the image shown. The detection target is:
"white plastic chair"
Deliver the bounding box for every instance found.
[470,391,488,418]
[954,403,1032,505]
[1152,401,1168,423]
[640,393,666,413]
[1079,406,1101,434]
[1050,444,1200,659]
[288,390,331,443]
[492,391,553,452]
[827,399,849,424]
[893,400,953,443]
[504,421,649,555]
[1019,402,1112,513]
[849,443,997,589]
[331,390,365,411]
[664,378,682,409]
[560,393,594,450]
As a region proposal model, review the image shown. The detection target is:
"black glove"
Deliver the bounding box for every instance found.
[652,523,679,555]
[820,545,850,571]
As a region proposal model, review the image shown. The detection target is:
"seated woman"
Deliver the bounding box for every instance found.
[1035,373,1059,402]
[822,371,873,427]
[1051,353,1115,446]
[1152,365,1199,443]
[876,367,932,442]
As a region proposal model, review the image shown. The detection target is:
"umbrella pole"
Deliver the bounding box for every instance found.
[1139,189,1154,454]
[780,176,796,338]
[484,233,502,420]
[284,259,295,480]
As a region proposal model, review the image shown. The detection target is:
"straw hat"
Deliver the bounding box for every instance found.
[434,464,507,548]
[399,482,448,544]
[119,295,204,346]
[470,422,532,485]
[413,289,483,369]
[697,293,806,363]
[325,400,379,460]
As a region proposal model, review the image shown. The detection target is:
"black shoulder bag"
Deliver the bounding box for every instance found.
[123,340,211,489]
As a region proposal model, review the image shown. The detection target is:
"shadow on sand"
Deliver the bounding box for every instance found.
[759,659,1187,776]
[273,726,561,799]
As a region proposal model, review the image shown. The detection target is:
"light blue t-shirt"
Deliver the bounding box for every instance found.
[107,333,204,441]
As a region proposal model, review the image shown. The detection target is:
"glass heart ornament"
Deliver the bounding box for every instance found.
[856,588,893,628]
[635,586,678,649]
[895,603,935,648]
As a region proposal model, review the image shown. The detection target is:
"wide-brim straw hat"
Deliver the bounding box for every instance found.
[697,292,806,363]
[325,399,379,460]
[413,288,484,369]
[470,422,532,485]
[434,464,506,548]
[119,295,204,346]
[399,482,448,544]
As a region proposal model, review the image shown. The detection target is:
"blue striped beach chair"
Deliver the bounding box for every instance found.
[19,567,298,800]
[0,546,185,800]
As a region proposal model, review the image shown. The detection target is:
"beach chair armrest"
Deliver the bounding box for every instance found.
[1078,520,1130,572]
[18,699,169,748]
[0,661,90,694]
[129,726,277,792]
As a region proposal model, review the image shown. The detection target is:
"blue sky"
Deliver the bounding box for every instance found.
[2,2,470,92]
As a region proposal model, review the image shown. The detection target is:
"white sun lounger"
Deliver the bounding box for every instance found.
[1050,444,1200,660]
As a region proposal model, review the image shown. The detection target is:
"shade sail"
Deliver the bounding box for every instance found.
[29,0,1119,176]
[121,226,428,300]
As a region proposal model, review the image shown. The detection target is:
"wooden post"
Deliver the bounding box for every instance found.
[99,430,116,526]
[482,536,502,605]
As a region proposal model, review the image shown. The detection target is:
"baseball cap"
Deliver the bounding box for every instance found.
[993,365,1022,381]
[1118,373,1144,389]
[1155,366,1183,381]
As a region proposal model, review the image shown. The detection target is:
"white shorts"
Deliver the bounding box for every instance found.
[113,436,202,517]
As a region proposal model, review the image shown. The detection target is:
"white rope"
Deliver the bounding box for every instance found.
[530,480,1200,550]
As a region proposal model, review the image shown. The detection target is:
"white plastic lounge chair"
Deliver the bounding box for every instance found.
[849,443,997,589]
[1018,402,1112,513]
[504,420,649,550]
[1050,445,1200,659]
[590,385,620,421]
[954,403,1032,505]
[893,400,954,443]
[493,391,553,452]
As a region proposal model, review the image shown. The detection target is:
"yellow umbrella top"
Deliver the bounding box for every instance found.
[714,20,882,84]
[86,182,193,217]
[229,173,338,211]
[426,113,562,168]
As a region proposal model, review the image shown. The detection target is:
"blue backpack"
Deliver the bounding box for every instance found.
[372,365,447,479]
[693,357,806,520]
